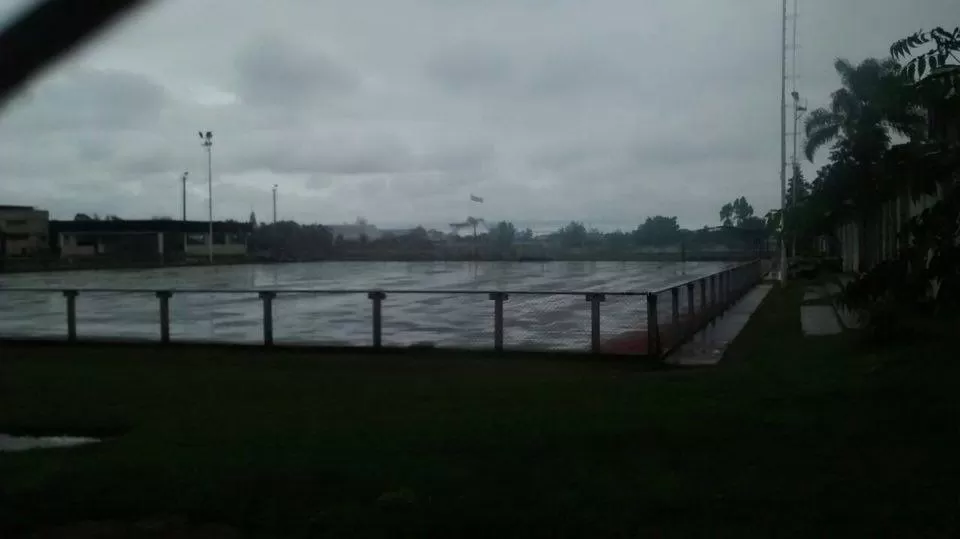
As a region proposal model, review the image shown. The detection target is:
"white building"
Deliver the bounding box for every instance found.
[833,104,958,274]
[835,186,942,273]
[326,218,382,242]
[0,205,49,257]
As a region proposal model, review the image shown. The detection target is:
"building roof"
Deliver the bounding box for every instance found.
[0,205,38,211]
[50,220,253,234]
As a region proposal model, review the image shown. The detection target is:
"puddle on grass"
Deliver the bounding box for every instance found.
[0,434,101,452]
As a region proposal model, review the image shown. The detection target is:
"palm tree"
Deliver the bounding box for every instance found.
[804,58,922,162]
[804,58,924,271]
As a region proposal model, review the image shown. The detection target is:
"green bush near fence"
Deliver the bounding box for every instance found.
[0,284,957,537]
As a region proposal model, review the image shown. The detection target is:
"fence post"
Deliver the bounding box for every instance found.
[586,293,605,353]
[646,293,661,358]
[718,272,726,307]
[156,291,172,344]
[686,283,695,327]
[368,291,386,348]
[699,279,707,313]
[489,292,508,351]
[671,287,680,329]
[63,290,77,342]
[259,291,276,346]
[710,275,717,309]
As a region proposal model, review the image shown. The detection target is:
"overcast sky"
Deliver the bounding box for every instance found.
[0,0,956,229]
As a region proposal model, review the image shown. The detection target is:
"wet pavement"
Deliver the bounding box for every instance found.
[666,284,773,366]
[0,261,730,351]
[801,305,842,335]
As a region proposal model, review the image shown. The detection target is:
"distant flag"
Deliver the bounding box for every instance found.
[470,194,484,203]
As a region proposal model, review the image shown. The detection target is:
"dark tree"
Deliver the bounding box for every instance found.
[633,216,680,246]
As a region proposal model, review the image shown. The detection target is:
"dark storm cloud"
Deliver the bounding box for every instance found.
[5,68,169,132]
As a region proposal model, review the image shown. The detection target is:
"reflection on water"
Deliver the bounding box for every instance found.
[0,261,728,350]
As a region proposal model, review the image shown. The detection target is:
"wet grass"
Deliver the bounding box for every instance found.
[1,284,958,537]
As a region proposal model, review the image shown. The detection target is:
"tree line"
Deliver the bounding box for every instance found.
[243,197,773,260]
[483,197,772,254]
[785,25,959,338]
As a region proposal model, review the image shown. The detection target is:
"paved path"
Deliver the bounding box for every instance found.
[667,284,773,367]
[801,305,842,335]
[803,283,840,303]
[824,282,842,296]
[801,281,861,330]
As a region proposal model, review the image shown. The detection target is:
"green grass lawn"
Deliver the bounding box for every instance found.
[1,283,958,537]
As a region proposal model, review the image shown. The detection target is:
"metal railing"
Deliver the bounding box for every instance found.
[0,260,764,358]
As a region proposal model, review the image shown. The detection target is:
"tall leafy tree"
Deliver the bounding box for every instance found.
[719,197,756,228]
[787,165,809,205]
[549,222,588,248]
[633,216,680,246]
[732,197,755,225]
[489,221,517,251]
[249,221,334,260]
[719,203,734,227]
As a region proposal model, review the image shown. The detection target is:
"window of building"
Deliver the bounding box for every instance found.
[2,219,29,227]
[5,233,29,240]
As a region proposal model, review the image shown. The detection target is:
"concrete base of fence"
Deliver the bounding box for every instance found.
[601,307,723,355]
[666,284,773,366]
[602,275,763,358]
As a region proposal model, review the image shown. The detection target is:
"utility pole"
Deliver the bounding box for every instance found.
[199,131,213,264]
[779,0,788,283]
[789,0,805,259]
[180,171,188,222]
[791,91,807,256]
[272,184,278,223]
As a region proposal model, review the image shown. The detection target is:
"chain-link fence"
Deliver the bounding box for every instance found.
[0,289,65,339]
[170,292,262,344]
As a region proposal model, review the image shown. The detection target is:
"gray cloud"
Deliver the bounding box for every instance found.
[230,132,415,177]
[4,68,169,132]
[426,44,514,93]
[233,36,360,106]
[0,0,956,228]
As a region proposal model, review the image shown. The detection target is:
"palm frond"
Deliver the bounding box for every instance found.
[805,123,840,161]
[834,58,858,89]
[804,108,838,138]
[830,88,860,117]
